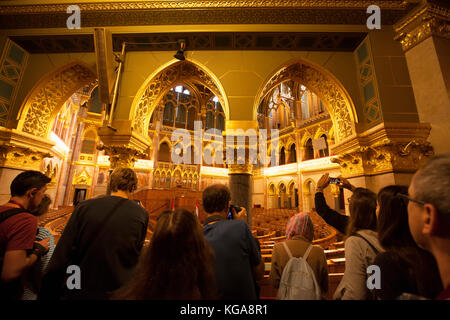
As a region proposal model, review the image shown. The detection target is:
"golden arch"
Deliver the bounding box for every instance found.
[130,59,229,139]
[303,178,316,195]
[17,61,97,138]
[254,58,358,144]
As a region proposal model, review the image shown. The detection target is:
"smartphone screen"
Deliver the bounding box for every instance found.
[329,178,341,185]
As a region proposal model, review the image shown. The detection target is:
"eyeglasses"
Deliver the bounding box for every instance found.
[397,193,427,206]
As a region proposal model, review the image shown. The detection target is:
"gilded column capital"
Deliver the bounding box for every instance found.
[394,1,450,52]
[228,163,253,175]
[99,145,147,169]
[332,139,434,178]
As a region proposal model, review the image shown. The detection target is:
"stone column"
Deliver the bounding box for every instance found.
[394,0,450,154]
[228,164,253,225]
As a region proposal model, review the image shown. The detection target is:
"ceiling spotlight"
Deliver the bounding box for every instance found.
[174,39,186,61]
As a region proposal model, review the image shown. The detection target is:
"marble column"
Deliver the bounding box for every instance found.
[228,164,253,226]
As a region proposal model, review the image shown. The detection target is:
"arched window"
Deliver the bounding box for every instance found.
[301,89,309,120]
[161,85,198,129]
[163,101,175,126]
[187,107,196,131]
[289,144,297,163]
[205,111,214,130]
[158,142,171,162]
[319,134,330,157]
[175,105,186,128]
[304,138,314,160]
[280,146,286,165]
[216,113,225,132]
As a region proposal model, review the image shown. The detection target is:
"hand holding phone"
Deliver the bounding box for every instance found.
[329,177,341,185]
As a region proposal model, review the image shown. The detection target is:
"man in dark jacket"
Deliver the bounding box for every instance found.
[39,168,148,299]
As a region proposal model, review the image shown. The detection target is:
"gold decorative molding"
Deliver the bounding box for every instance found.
[394,1,450,52]
[332,140,434,178]
[0,1,409,14]
[0,145,51,171]
[330,122,434,177]
[99,145,147,169]
[73,169,92,186]
[228,163,253,175]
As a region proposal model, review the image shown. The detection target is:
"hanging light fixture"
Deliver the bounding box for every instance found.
[174,39,186,60]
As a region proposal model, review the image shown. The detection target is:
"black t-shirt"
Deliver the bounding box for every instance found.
[39,196,148,299]
[204,218,261,300]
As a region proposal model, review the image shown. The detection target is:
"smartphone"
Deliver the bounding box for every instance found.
[228,205,239,220]
[329,177,341,185]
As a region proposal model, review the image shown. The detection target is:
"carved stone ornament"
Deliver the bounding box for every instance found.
[0,145,52,171]
[394,1,450,52]
[259,62,357,144]
[18,63,96,138]
[228,163,253,175]
[331,139,434,178]
[100,145,147,169]
[73,169,92,186]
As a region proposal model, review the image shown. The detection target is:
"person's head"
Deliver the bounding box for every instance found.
[285,212,314,242]
[346,187,377,236]
[377,185,413,249]
[408,154,450,251]
[108,168,138,195]
[114,208,216,299]
[202,184,231,216]
[10,170,51,211]
[32,194,52,217]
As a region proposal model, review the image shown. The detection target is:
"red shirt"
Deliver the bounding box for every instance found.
[436,285,450,300]
[0,205,37,265]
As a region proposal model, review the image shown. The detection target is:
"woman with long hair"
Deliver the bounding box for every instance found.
[374,185,442,299]
[113,208,217,300]
[333,188,384,300]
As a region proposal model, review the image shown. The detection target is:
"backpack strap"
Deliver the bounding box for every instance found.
[0,208,28,224]
[303,244,313,260]
[353,233,379,255]
[282,241,293,259]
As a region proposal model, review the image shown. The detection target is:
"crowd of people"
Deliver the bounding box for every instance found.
[0,154,449,300]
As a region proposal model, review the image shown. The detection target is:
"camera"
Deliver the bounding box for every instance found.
[227,204,240,220]
[329,177,341,185]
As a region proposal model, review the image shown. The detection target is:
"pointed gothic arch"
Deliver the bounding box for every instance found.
[16,61,97,138]
[130,59,229,139]
[254,58,358,144]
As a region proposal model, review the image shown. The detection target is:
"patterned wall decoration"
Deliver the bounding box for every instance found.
[18,63,96,138]
[0,39,29,127]
[354,37,382,127]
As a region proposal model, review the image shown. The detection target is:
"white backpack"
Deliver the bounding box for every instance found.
[277,242,322,300]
